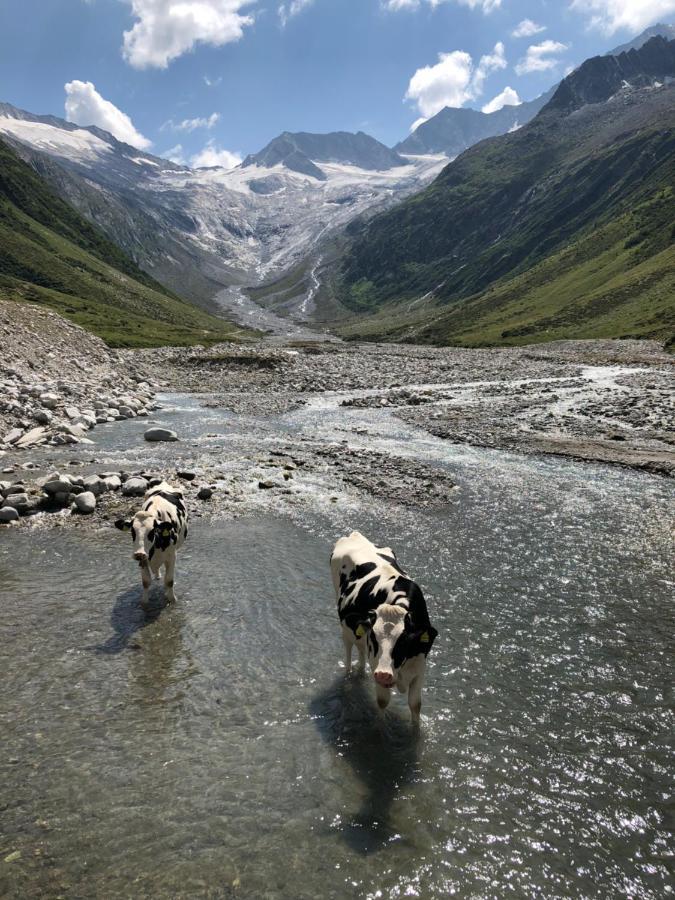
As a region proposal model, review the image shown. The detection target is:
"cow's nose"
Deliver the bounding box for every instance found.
[133,551,147,561]
[374,670,394,687]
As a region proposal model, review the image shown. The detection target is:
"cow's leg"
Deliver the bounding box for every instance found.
[163,550,177,603]
[408,675,424,725]
[341,626,353,674]
[140,563,151,608]
[356,638,367,671]
[375,683,391,713]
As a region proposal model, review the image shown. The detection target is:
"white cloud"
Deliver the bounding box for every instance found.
[569,0,675,34]
[384,0,502,12]
[64,80,151,150]
[190,140,242,169]
[515,40,568,75]
[204,75,223,87]
[511,19,546,38]
[405,42,506,119]
[163,112,221,132]
[279,0,314,26]
[410,116,429,132]
[122,0,255,69]
[482,86,521,113]
[163,144,187,164]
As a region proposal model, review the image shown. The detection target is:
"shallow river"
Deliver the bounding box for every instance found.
[1,393,673,899]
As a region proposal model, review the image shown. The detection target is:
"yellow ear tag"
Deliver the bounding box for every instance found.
[162,527,171,537]
[355,624,366,638]
[420,631,430,643]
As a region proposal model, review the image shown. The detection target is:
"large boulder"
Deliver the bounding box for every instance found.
[122,476,148,496]
[0,507,19,522]
[2,492,29,512]
[43,479,73,495]
[73,491,96,514]
[82,474,107,496]
[144,427,178,442]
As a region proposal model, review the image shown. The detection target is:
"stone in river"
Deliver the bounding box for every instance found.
[44,479,73,495]
[0,507,20,522]
[73,491,96,514]
[122,476,148,496]
[197,485,214,500]
[144,427,178,442]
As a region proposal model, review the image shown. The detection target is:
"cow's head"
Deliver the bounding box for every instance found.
[115,511,176,563]
[348,603,438,688]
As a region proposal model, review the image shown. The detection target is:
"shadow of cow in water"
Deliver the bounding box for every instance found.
[95,585,169,655]
[309,674,421,855]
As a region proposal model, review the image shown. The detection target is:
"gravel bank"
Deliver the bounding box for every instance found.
[0,300,159,453]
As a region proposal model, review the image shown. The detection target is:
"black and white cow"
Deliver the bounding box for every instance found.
[115,481,188,608]
[330,530,438,724]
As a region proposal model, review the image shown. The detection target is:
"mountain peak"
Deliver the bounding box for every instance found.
[545,36,675,115]
[243,130,410,179]
[394,88,556,158]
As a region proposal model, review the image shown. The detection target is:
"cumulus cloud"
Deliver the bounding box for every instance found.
[122,0,255,69]
[190,140,242,169]
[384,0,502,12]
[481,86,521,113]
[515,40,568,75]
[163,112,221,132]
[569,0,675,34]
[511,18,546,38]
[279,0,314,26]
[405,42,506,119]
[64,80,151,149]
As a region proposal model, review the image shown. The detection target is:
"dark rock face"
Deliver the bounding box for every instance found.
[545,36,675,114]
[394,89,555,158]
[243,131,410,179]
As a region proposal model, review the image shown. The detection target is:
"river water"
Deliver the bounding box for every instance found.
[1,391,673,899]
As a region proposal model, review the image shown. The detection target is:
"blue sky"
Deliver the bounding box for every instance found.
[0,0,672,165]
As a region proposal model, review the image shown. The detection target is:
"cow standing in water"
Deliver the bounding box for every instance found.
[115,482,188,608]
[330,531,438,724]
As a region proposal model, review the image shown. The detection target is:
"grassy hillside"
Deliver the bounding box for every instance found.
[0,137,252,347]
[334,190,675,346]
[331,78,675,346]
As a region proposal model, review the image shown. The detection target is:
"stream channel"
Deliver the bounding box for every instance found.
[1,389,673,898]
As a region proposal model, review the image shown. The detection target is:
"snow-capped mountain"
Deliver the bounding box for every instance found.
[0,103,446,316]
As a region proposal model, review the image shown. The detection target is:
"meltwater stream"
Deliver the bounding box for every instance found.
[1,393,673,899]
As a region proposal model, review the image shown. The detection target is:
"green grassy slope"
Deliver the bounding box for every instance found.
[335,190,675,346]
[0,137,251,347]
[331,82,675,346]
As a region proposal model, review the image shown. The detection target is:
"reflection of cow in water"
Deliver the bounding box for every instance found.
[115,482,188,608]
[331,531,438,724]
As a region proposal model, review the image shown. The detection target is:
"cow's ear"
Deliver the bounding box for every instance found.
[114,519,131,532]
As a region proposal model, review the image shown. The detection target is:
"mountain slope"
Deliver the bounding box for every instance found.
[328,38,675,346]
[0,107,439,317]
[0,136,250,347]
[395,88,555,157]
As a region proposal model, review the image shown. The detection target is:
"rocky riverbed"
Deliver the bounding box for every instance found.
[1,319,672,530]
[129,338,674,474]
